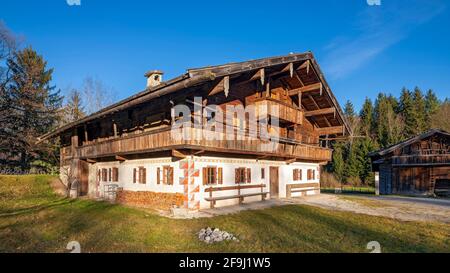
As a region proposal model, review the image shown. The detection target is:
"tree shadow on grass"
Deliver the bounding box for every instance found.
[221,205,449,253]
[0,198,76,217]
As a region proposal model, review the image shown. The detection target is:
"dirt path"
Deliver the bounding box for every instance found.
[289,194,450,224]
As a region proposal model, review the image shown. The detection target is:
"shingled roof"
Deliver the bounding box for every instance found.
[39,52,351,141]
[369,129,450,158]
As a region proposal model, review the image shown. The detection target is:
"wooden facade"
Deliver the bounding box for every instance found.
[39,53,350,202]
[370,129,450,196]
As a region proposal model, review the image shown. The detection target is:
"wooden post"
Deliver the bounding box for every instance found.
[113,122,118,137]
[261,184,265,201]
[84,125,88,144]
[209,186,214,209]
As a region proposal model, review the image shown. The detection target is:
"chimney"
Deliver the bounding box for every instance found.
[144,70,164,88]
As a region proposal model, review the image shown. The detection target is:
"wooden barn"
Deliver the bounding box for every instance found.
[39,53,350,210]
[369,129,450,197]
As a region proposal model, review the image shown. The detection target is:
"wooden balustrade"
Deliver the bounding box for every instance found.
[392,154,450,166]
[251,98,303,125]
[66,127,331,162]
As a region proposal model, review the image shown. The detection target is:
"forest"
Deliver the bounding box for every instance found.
[1,21,449,181]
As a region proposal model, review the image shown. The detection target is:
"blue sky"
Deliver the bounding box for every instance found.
[1,0,449,110]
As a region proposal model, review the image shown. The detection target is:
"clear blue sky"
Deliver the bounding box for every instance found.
[1,0,449,110]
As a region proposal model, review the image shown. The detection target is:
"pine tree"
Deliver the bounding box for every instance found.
[332,142,346,183]
[345,142,361,179]
[359,97,374,137]
[356,137,375,185]
[412,87,426,133]
[5,47,62,171]
[399,88,417,137]
[425,89,441,126]
[374,93,403,147]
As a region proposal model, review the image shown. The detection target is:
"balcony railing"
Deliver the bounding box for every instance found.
[392,154,450,166]
[250,98,303,125]
[69,127,331,162]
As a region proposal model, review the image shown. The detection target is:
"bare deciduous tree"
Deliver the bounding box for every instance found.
[81,76,116,115]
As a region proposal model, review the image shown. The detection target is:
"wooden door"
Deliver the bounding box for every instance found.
[270,167,279,198]
[79,160,89,196]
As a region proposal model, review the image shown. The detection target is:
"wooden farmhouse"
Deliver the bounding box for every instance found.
[370,129,450,197]
[39,53,351,210]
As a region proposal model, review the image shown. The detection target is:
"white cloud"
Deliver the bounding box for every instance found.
[323,0,446,80]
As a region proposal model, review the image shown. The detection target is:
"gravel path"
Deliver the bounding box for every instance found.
[289,194,450,224]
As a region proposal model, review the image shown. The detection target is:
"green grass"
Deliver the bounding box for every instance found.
[0,175,449,253]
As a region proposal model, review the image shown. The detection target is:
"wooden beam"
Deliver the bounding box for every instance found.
[288,82,322,96]
[316,126,345,135]
[304,107,335,117]
[172,149,187,159]
[192,150,205,155]
[86,158,96,164]
[293,70,305,87]
[208,76,230,97]
[298,60,310,74]
[115,155,127,162]
[286,158,297,164]
[224,76,230,97]
[249,68,265,86]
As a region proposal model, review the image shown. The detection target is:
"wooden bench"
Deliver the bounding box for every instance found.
[204,184,268,209]
[286,183,320,198]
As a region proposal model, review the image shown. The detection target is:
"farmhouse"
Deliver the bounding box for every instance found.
[39,53,350,210]
[370,129,450,197]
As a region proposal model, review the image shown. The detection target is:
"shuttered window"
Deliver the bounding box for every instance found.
[235,168,251,184]
[163,166,174,185]
[133,168,137,183]
[293,169,303,181]
[138,167,146,184]
[108,168,112,182]
[203,167,217,185]
[97,170,101,182]
[261,168,265,179]
[307,169,314,181]
[101,168,108,182]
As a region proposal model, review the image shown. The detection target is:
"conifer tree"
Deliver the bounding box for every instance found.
[425,89,440,126]
[399,88,417,137]
[5,47,62,171]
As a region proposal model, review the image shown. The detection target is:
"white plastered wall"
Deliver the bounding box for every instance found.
[88,156,321,209]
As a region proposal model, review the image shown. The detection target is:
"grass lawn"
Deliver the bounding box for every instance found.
[0,175,449,253]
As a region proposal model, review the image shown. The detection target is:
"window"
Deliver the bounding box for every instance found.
[307,169,315,181]
[235,168,251,184]
[261,168,265,179]
[163,166,174,185]
[97,170,101,182]
[112,167,119,182]
[293,169,303,181]
[101,168,108,182]
[202,166,223,185]
[108,168,112,182]
[138,167,146,184]
[133,168,137,183]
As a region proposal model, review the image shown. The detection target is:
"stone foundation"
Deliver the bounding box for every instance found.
[116,190,184,210]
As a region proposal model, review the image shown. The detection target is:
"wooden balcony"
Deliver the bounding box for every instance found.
[250,98,303,125]
[392,154,450,166]
[71,127,331,162]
